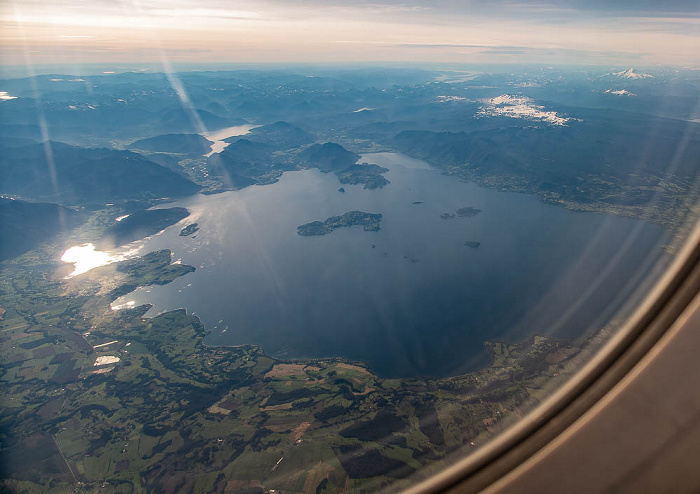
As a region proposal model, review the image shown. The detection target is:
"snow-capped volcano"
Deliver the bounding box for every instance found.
[611,68,653,79]
[604,89,636,96]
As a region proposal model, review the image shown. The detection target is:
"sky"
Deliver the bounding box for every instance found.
[1,0,698,72]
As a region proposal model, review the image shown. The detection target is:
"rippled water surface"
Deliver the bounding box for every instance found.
[113,153,668,377]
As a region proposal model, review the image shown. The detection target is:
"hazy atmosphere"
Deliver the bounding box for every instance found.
[1,0,699,73]
[1,1,699,491]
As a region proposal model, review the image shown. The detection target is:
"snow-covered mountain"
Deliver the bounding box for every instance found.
[611,68,653,79]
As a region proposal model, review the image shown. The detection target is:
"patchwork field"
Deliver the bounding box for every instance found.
[0,207,609,493]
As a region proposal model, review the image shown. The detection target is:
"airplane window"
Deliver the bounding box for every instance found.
[1,1,699,492]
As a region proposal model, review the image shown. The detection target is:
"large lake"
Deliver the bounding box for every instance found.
[113,153,669,377]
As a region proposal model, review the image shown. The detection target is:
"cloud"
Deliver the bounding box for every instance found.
[0,0,697,67]
[151,8,262,20]
[620,16,700,36]
[268,0,700,19]
[472,0,700,17]
[394,43,646,61]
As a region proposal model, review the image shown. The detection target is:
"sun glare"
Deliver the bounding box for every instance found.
[60,243,140,277]
[60,244,117,276]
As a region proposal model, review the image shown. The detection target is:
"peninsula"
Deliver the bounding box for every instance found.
[99,207,190,248]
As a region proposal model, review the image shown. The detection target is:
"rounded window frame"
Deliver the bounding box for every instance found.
[408,218,700,493]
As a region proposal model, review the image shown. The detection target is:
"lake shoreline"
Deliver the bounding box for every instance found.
[110,152,668,378]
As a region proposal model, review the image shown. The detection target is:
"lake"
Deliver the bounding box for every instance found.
[111,153,669,377]
[203,124,259,156]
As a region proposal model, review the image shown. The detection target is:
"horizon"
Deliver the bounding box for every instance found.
[1,62,697,80]
[1,0,698,74]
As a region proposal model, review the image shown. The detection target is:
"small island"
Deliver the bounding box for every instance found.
[336,164,390,190]
[298,211,382,236]
[456,207,482,217]
[441,206,482,220]
[464,241,481,248]
[179,223,200,236]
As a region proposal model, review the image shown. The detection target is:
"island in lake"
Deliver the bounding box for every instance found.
[298,211,382,236]
[179,223,200,236]
[465,241,481,248]
[336,163,390,190]
[442,206,482,220]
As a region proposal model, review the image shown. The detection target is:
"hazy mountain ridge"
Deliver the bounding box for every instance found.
[225,121,314,149]
[128,134,214,155]
[0,66,699,493]
[206,138,292,187]
[299,142,360,172]
[99,207,190,248]
[0,198,86,261]
[0,141,200,204]
[390,110,700,226]
[2,67,697,222]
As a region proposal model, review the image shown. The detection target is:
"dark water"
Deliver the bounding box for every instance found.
[114,153,669,377]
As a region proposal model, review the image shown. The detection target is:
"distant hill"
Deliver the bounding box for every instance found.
[129,134,213,155]
[0,137,37,149]
[218,139,276,163]
[0,198,86,261]
[158,109,244,133]
[393,113,700,206]
[207,139,295,188]
[0,78,245,144]
[299,143,359,172]
[0,124,44,142]
[140,153,188,176]
[0,142,200,205]
[99,207,190,248]
[207,139,276,177]
[227,121,314,149]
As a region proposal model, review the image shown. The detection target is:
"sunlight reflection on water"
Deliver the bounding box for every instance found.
[60,243,140,277]
[203,124,258,157]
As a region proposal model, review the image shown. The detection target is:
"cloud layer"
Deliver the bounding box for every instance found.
[1,0,698,68]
